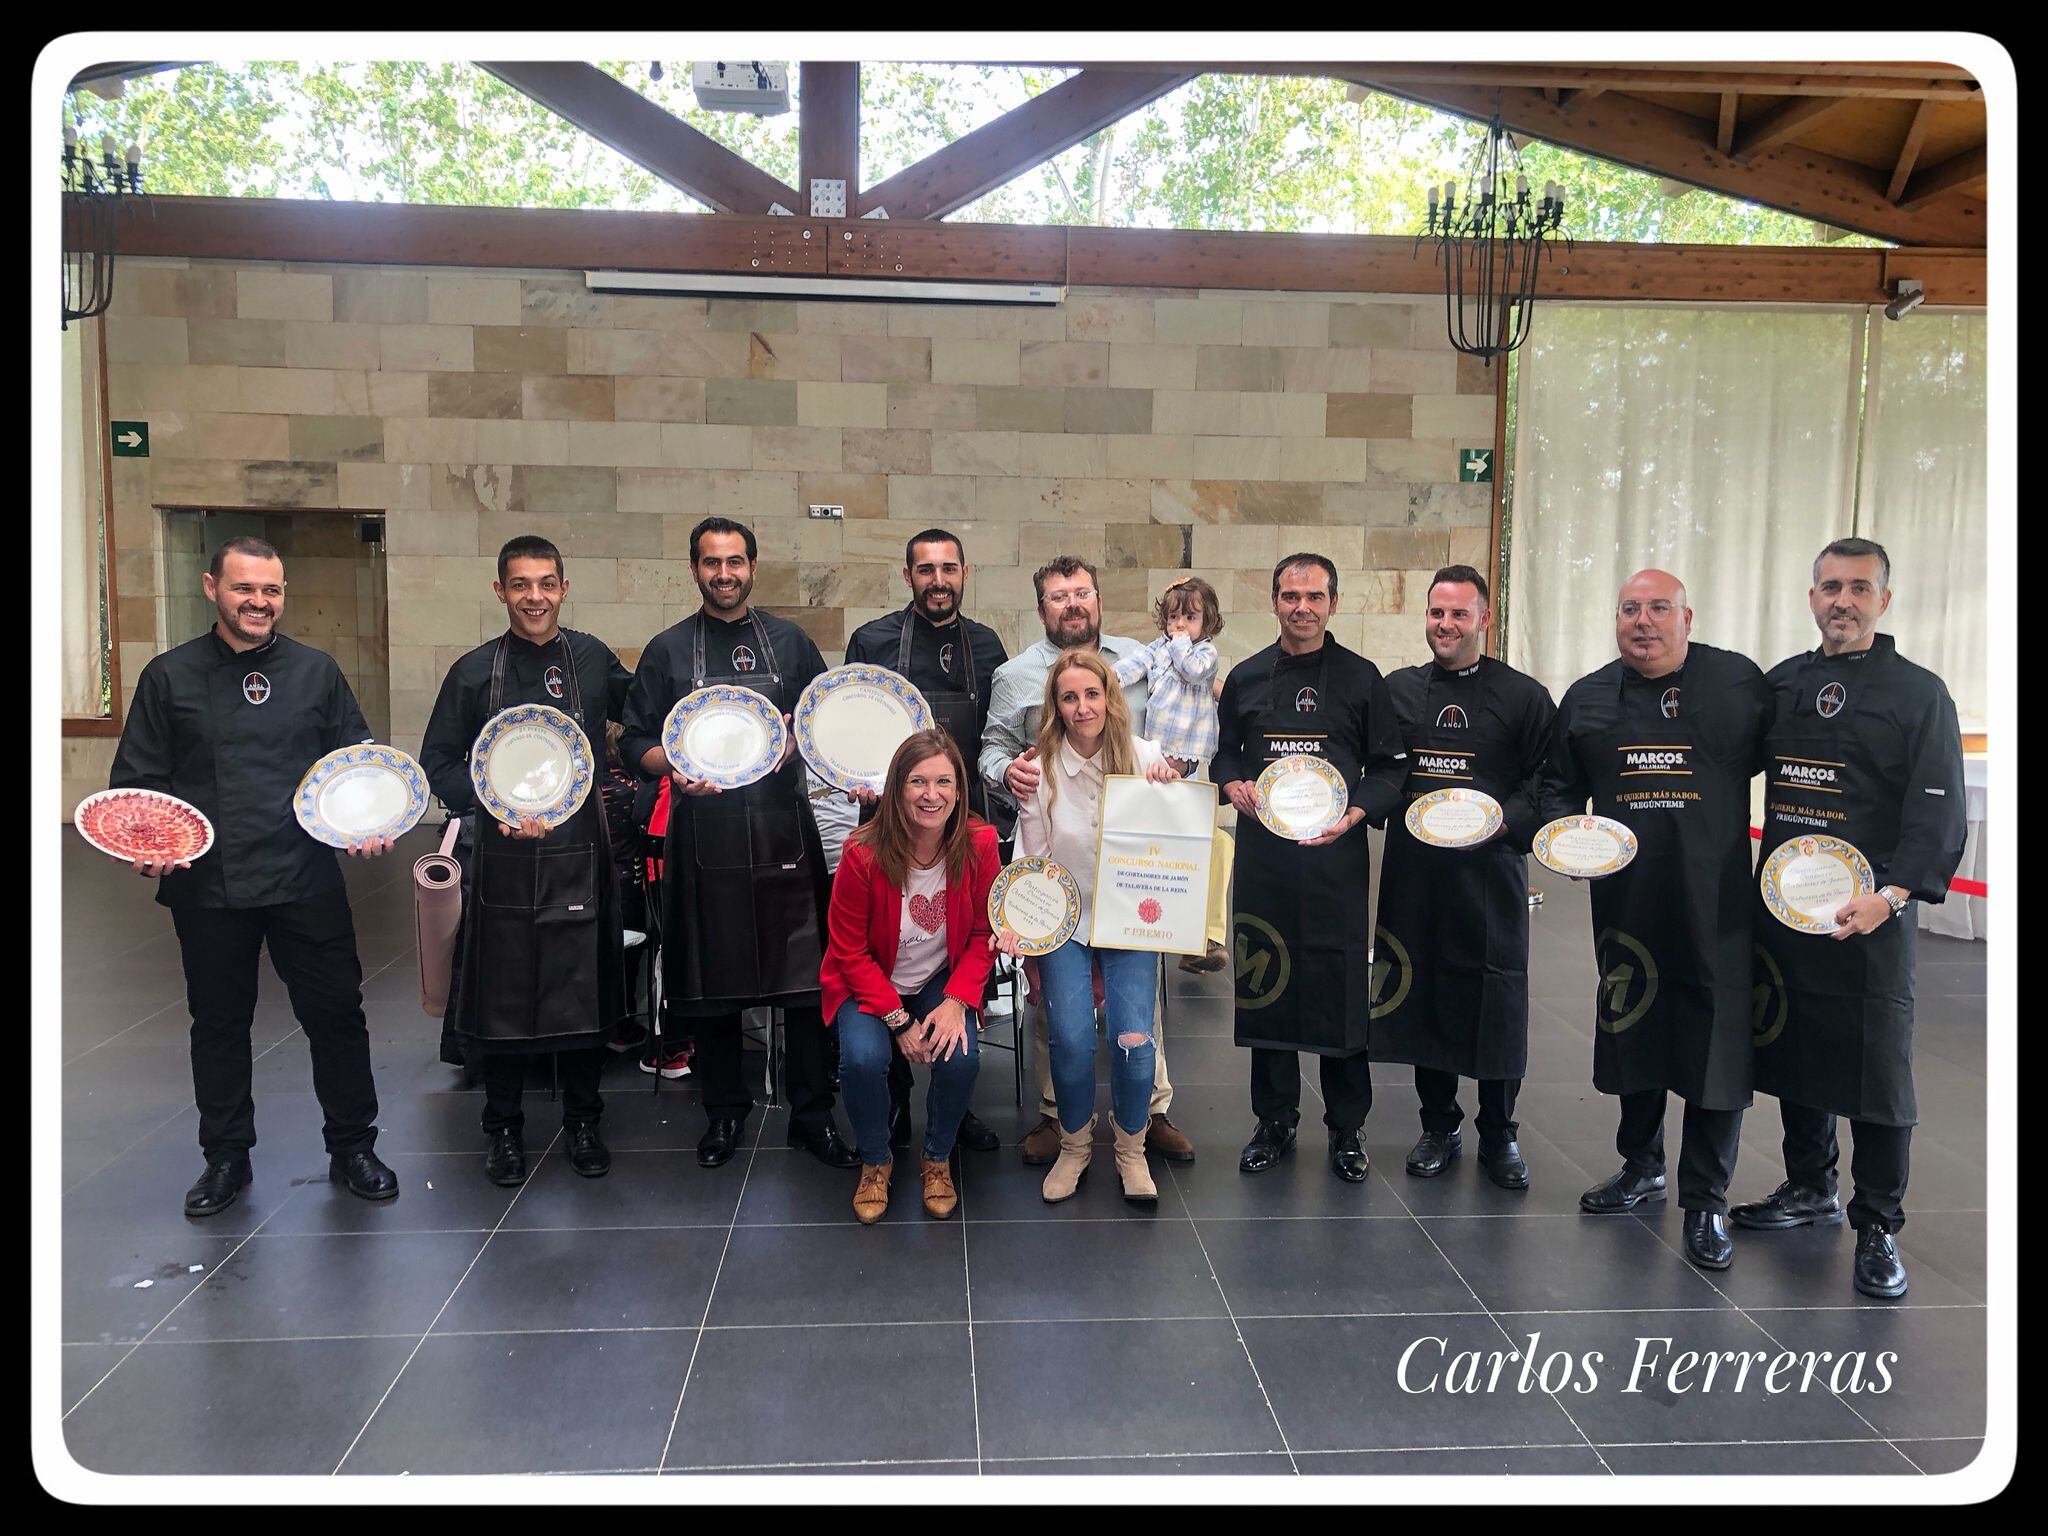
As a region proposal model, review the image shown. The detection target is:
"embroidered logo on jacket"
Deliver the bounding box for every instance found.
[731,646,758,673]
[1435,704,1469,729]
[1295,687,1319,713]
[1659,686,1681,719]
[545,664,565,700]
[939,642,955,675]
[242,672,271,705]
[1817,681,1847,718]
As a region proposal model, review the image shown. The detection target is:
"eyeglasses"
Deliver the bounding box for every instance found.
[1616,600,1677,620]
[1042,588,1096,606]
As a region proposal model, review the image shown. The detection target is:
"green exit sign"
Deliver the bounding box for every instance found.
[110,421,149,457]
[1458,447,1494,483]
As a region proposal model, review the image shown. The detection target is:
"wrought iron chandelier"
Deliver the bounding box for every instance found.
[61,116,144,329]
[1416,109,1570,364]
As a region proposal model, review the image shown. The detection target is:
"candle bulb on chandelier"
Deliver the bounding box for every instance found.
[125,141,140,167]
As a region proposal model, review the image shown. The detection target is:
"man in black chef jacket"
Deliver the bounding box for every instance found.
[1371,566,1556,1190]
[1733,538,1966,1299]
[1536,568,1769,1270]
[619,516,859,1171]
[1213,554,1408,1183]
[109,537,399,1217]
[419,536,634,1187]
[843,527,1007,1157]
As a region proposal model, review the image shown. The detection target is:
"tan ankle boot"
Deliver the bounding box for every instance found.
[1114,1123,1158,1204]
[852,1159,892,1224]
[1041,1116,1095,1203]
[921,1157,958,1219]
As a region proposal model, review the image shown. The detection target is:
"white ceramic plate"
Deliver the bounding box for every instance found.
[1531,814,1638,878]
[661,686,786,789]
[471,704,595,829]
[1404,786,1505,849]
[1760,834,1875,934]
[987,856,1082,957]
[74,788,215,865]
[296,744,430,846]
[1254,754,1349,840]
[794,664,936,793]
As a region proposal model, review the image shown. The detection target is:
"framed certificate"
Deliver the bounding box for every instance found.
[1404,786,1505,850]
[1090,776,1216,955]
[1760,834,1876,934]
[1532,814,1638,878]
[987,856,1082,956]
[1254,754,1348,840]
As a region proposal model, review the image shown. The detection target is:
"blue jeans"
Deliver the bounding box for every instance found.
[1038,940,1157,1136]
[836,968,981,1167]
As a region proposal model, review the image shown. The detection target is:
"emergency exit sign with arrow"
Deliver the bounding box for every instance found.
[110,421,149,457]
[1458,447,1493,483]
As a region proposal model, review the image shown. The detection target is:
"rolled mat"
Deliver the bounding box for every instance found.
[413,819,462,1018]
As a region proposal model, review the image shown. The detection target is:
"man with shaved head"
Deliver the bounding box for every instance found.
[1537,568,1770,1270]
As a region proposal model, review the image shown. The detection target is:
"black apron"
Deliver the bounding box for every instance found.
[452,634,621,1052]
[1231,649,1373,1058]
[663,610,830,1016]
[896,607,988,820]
[1581,673,1753,1109]
[1753,652,1917,1126]
[1371,664,1531,1080]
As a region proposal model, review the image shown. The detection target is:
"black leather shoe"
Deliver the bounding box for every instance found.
[566,1121,611,1178]
[183,1155,251,1217]
[1405,1128,1462,1178]
[1683,1210,1733,1270]
[887,1103,913,1150]
[1854,1226,1909,1298]
[1478,1139,1530,1190]
[788,1121,861,1169]
[698,1117,745,1168]
[1329,1130,1372,1183]
[1731,1180,1844,1230]
[1239,1119,1297,1173]
[955,1110,999,1153]
[484,1129,528,1187]
[1579,1166,1667,1213]
[330,1150,399,1201]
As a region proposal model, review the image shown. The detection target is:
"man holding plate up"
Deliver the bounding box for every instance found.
[420,536,633,1187]
[1536,569,1770,1270]
[1214,553,1408,1183]
[620,517,858,1172]
[1734,539,1966,1298]
[1372,566,1556,1190]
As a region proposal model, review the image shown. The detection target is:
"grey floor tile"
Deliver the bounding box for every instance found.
[59,1343,131,1415]
[966,1217,1227,1322]
[1742,1304,1987,1442]
[1594,1439,1920,1475]
[1419,1212,1734,1314]
[157,1230,487,1342]
[61,1230,244,1344]
[990,1452,1294,1475]
[436,1226,725,1334]
[257,1151,519,1234]
[497,1147,744,1231]
[1895,1437,1994,1478]
[1197,1213,1476,1318]
[1298,1445,1611,1474]
[706,1222,968,1326]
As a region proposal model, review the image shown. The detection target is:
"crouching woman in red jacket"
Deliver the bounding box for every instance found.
[822,729,1000,1224]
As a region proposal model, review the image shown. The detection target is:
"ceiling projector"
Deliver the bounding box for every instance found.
[691,61,791,115]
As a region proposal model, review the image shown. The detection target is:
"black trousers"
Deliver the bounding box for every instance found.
[1615,1089,1743,1214]
[1250,1048,1373,1135]
[480,1046,606,1136]
[1778,1102,1911,1233]
[1415,1069,1521,1145]
[170,885,379,1160]
[693,1003,835,1137]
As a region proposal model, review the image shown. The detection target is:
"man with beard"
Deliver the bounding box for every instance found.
[1536,569,1769,1270]
[980,556,1196,1167]
[620,517,858,1171]
[1371,566,1555,1189]
[844,528,1008,1157]
[109,536,399,1216]
[1213,554,1408,1183]
[1734,538,1966,1298]
[419,536,634,1187]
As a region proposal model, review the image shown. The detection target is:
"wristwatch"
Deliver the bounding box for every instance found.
[1880,887,1909,919]
[885,1008,914,1036]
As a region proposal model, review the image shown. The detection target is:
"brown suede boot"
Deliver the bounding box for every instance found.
[921,1157,959,1220]
[1147,1114,1196,1163]
[1113,1123,1158,1204]
[1020,1113,1062,1166]
[1041,1117,1095,1203]
[852,1160,892,1225]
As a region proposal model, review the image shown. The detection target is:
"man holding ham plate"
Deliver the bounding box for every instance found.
[1535,568,1770,1270]
[1735,538,1966,1299]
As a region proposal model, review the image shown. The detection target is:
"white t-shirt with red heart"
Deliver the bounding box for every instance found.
[890,860,949,993]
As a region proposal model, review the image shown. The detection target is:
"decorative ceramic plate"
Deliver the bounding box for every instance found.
[794,664,936,793]
[1254,754,1349,840]
[661,686,785,789]
[471,704,595,829]
[1760,834,1875,935]
[74,788,215,865]
[987,855,1083,957]
[1404,786,1506,849]
[1532,814,1638,878]
[295,743,430,847]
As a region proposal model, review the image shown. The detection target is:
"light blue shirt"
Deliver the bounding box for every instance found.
[978,633,1152,807]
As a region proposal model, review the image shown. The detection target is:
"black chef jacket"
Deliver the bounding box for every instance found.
[618,609,827,783]
[109,630,372,910]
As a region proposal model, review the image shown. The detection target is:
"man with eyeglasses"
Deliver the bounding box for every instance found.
[980,556,1196,1167]
[1536,569,1769,1271]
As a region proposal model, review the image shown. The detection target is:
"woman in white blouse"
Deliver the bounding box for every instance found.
[1011,649,1179,1204]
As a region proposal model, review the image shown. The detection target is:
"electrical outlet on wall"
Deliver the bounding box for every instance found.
[809,178,847,217]
[808,504,844,520]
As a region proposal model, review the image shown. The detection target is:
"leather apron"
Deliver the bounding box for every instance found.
[1582,672,1754,1109]
[1231,649,1373,1057]
[452,634,620,1051]
[896,607,988,820]
[662,610,830,1016]
[1752,652,1917,1126]
[1371,664,1532,1080]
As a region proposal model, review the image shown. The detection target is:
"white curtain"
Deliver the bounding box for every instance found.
[1507,304,1865,698]
[1855,311,1988,730]
[61,322,108,718]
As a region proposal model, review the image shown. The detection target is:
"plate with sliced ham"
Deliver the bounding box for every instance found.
[74,788,215,866]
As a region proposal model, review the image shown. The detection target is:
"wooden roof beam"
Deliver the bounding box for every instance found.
[1716,92,1739,156]
[798,62,860,214]
[1898,144,1989,209]
[857,68,1193,221]
[476,60,798,214]
[1730,95,1860,159]
[1049,62,1979,99]
[1885,99,1940,203]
